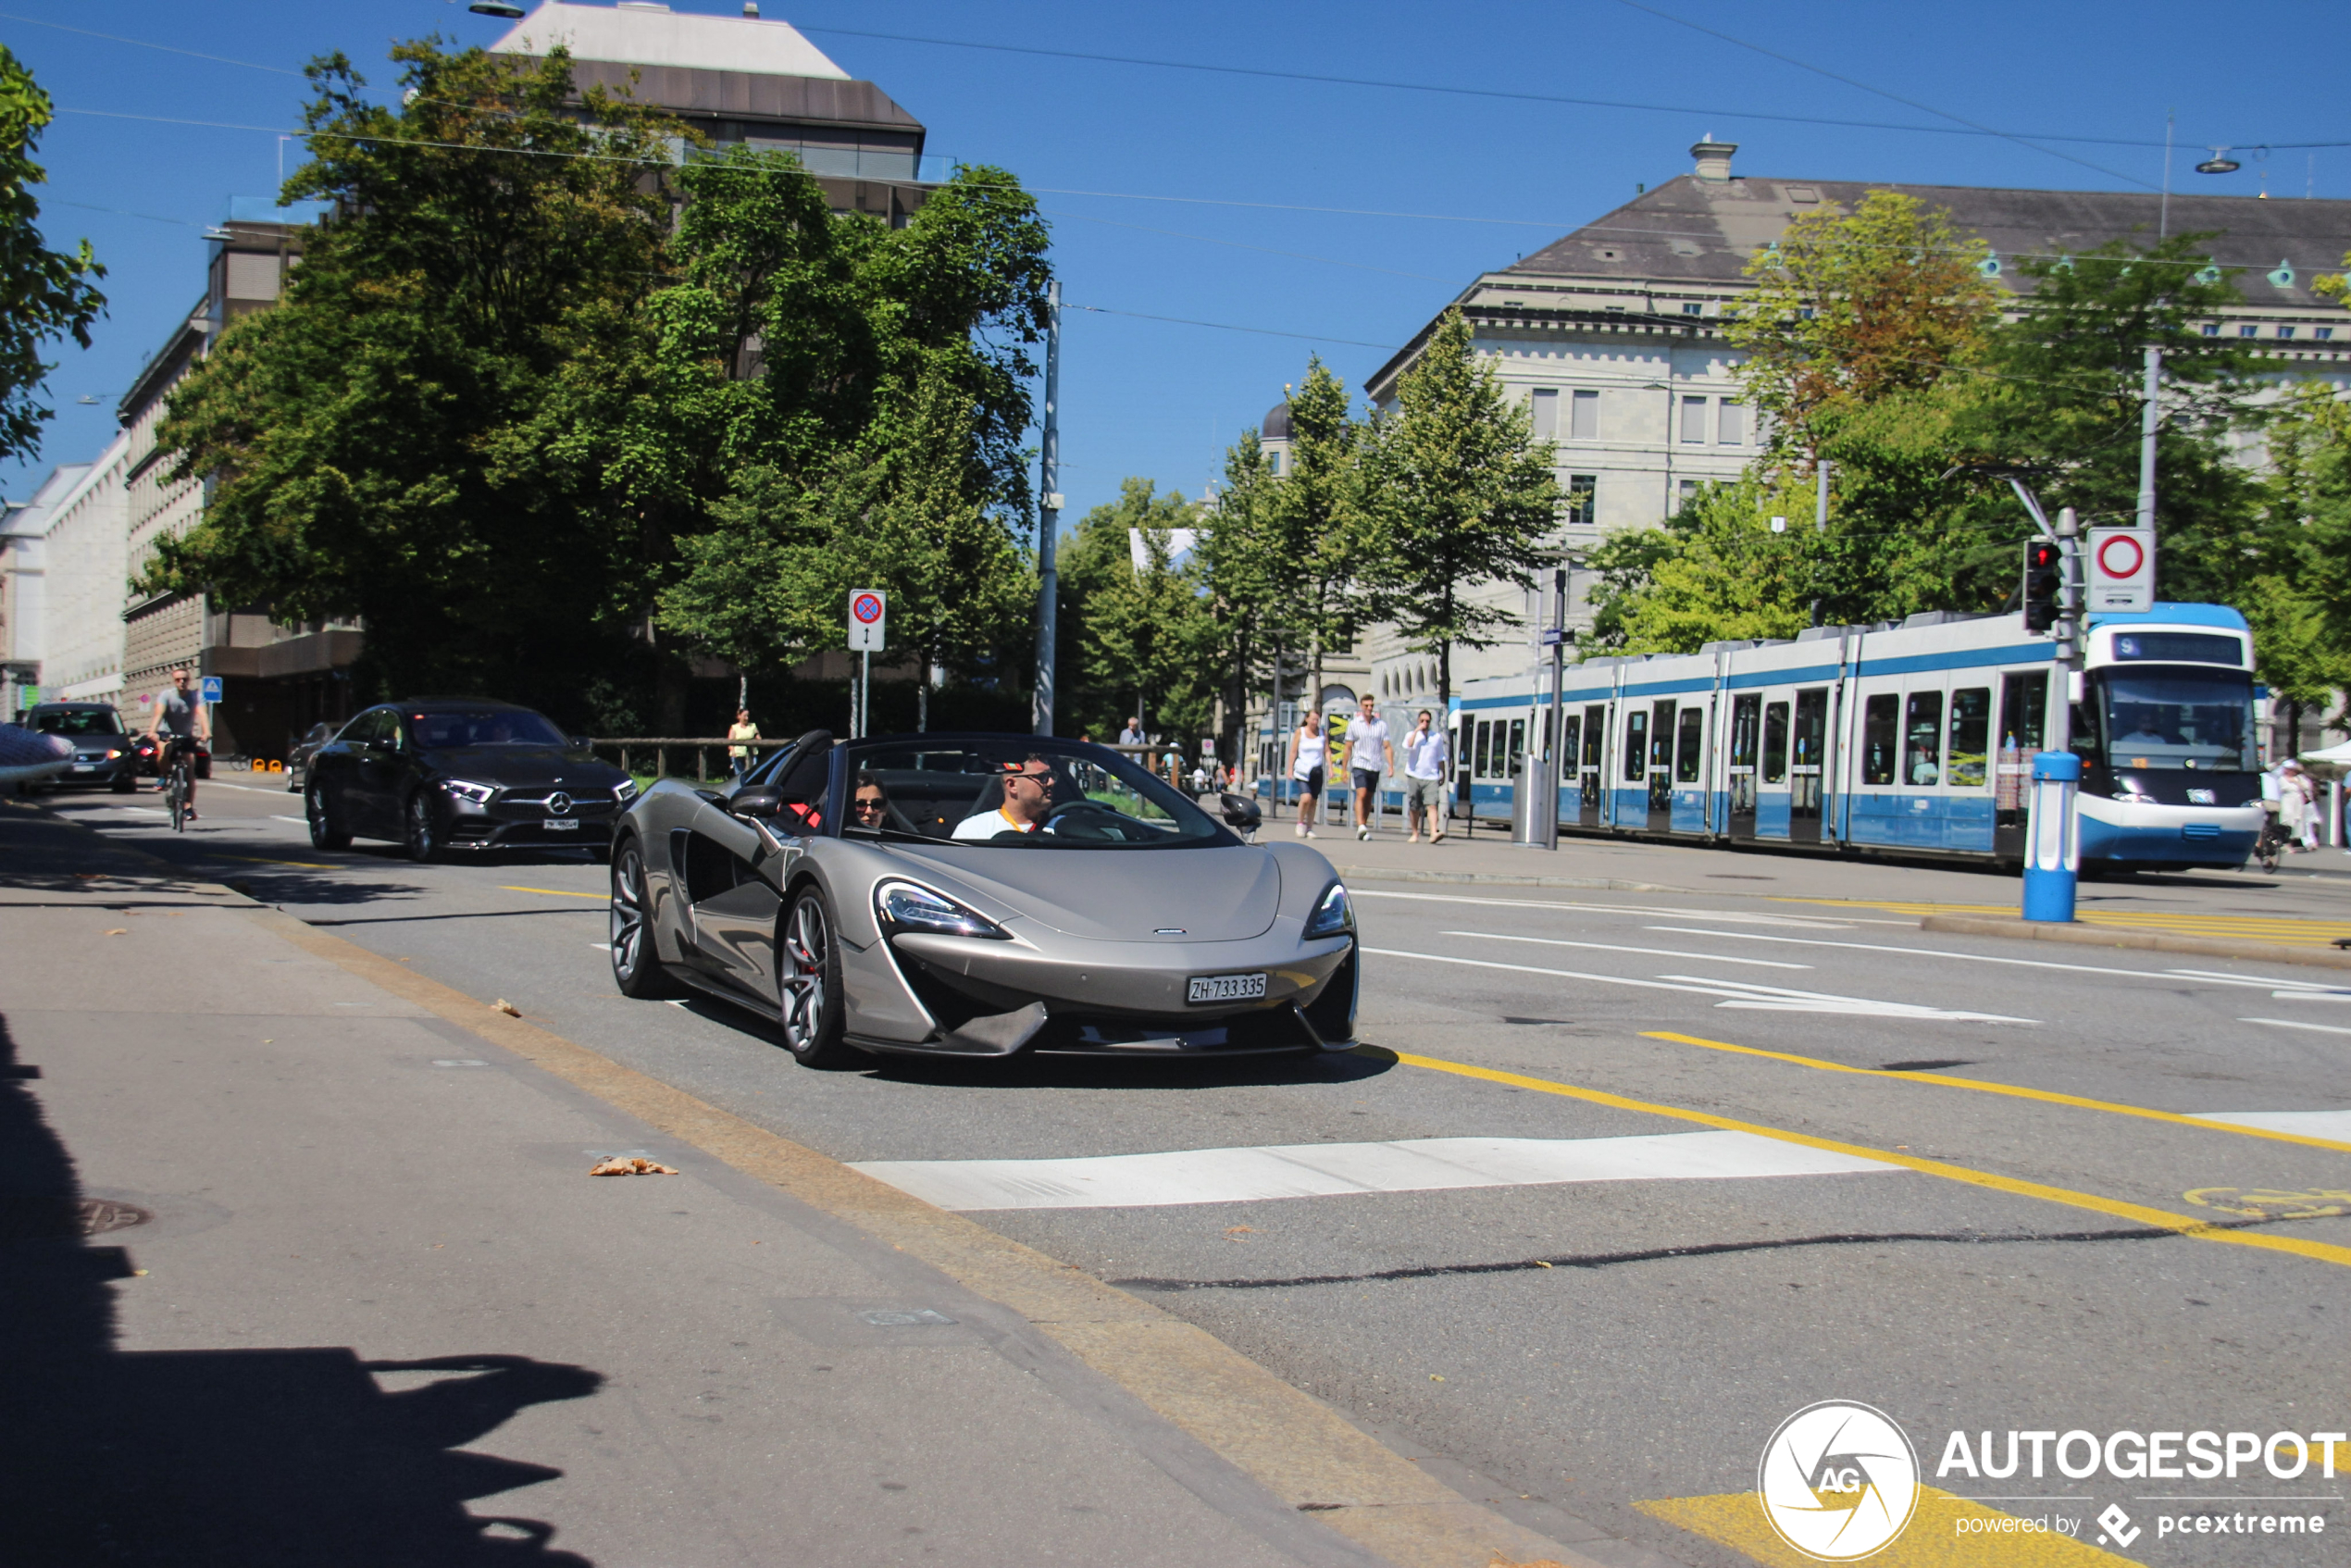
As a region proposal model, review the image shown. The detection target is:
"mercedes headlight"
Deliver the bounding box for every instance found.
[614,778,640,803]
[876,879,1009,940]
[1304,880,1354,939]
[441,778,496,805]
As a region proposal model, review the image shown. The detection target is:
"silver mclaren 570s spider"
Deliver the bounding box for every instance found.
[605,731,1358,1066]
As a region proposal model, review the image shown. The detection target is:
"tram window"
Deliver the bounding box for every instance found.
[1861,694,1899,785]
[1623,710,1648,781]
[1947,687,1991,787]
[1474,721,1492,778]
[1762,702,1789,783]
[1903,691,1944,786]
[1560,716,1581,773]
[1674,707,1705,783]
[1998,671,2048,756]
[1729,694,1760,768]
[1649,703,1676,773]
[1508,719,1526,773]
[1582,707,1605,768]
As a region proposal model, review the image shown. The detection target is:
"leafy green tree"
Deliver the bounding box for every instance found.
[0,44,104,465]
[1728,190,1996,462]
[145,42,681,714]
[1361,308,1561,709]
[1054,479,1209,740]
[1269,359,1368,710]
[1192,429,1285,765]
[1588,474,1818,652]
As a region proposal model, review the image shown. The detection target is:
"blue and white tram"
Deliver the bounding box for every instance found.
[1449,603,2263,871]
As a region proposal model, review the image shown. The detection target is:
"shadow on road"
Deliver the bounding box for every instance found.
[862,1044,1398,1093]
[0,1011,603,1566]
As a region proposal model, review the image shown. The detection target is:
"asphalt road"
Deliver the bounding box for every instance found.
[53,775,2351,1568]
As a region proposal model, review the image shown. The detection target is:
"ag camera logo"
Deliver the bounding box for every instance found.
[1758,1401,1921,1561]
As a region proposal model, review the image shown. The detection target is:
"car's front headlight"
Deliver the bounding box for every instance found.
[1304,880,1354,939]
[876,879,1009,940]
[614,778,640,803]
[441,778,496,805]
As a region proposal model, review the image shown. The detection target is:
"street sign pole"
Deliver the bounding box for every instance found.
[847,590,887,740]
[1033,280,1062,737]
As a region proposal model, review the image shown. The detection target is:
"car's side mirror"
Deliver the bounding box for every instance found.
[728,787,786,819]
[1219,792,1263,831]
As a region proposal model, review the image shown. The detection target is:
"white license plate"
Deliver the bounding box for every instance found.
[543,818,580,831]
[70,764,93,772]
[1188,971,1266,1004]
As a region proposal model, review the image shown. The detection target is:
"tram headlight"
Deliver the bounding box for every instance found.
[2111,789,2159,804]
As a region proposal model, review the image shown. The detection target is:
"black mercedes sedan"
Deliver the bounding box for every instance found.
[304,699,635,862]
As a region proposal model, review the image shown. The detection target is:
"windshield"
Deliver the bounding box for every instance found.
[2090,666,2257,772]
[31,708,123,736]
[842,740,1227,848]
[408,710,568,749]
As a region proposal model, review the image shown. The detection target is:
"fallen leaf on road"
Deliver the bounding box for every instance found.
[491,999,520,1016]
[590,1156,678,1176]
[104,928,127,936]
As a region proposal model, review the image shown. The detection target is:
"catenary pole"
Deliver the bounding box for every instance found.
[1032,280,1063,736]
[2136,345,2161,531]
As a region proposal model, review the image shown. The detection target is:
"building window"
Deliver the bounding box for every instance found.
[1571,388,1598,440]
[1677,479,1698,510]
[1681,302,1702,316]
[2277,325,2295,340]
[1266,450,1284,476]
[1530,386,1559,439]
[2202,323,2220,337]
[1564,474,1597,527]
[1717,399,1745,445]
[2240,325,2259,338]
[1679,395,1708,444]
[2320,327,2335,341]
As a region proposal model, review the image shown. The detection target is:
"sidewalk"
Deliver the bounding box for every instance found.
[0,801,1585,1568]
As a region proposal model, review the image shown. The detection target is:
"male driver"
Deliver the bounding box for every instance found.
[1348,693,1395,840]
[1399,709,1449,844]
[954,755,1058,840]
[146,666,209,820]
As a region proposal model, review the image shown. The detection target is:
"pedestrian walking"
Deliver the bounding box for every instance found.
[1399,709,1449,844]
[1348,693,1395,840]
[727,708,761,780]
[2282,760,2320,851]
[1286,712,1325,838]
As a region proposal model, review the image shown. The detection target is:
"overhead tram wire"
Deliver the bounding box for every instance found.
[0,9,306,77]
[1044,208,1460,284]
[1067,305,1399,352]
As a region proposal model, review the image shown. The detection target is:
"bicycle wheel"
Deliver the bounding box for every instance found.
[168,769,186,831]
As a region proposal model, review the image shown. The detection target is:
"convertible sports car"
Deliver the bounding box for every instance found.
[606,731,1358,1066]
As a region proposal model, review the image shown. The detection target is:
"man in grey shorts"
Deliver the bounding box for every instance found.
[1399,709,1449,843]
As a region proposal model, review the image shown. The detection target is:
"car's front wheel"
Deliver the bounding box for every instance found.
[403,790,440,863]
[306,782,351,851]
[608,837,678,999]
[777,886,858,1068]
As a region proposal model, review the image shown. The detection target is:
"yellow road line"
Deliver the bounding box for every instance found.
[1641,1031,2351,1155]
[500,885,604,899]
[1772,896,2351,945]
[1355,1046,2351,1273]
[1639,1487,2139,1567]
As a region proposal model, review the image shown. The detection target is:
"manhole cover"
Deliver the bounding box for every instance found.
[0,1196,154,1241]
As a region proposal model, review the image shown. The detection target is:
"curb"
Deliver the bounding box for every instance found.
[1321,864,1687,894]
[236,903,1607,1568]
[1920,914,2351,972]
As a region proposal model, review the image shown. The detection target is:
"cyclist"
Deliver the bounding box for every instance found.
[146,666,209,821]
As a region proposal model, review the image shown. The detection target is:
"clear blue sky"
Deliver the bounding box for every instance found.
[6,0,2345,518]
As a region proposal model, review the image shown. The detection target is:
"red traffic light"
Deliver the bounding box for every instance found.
[2023,541,2061,571]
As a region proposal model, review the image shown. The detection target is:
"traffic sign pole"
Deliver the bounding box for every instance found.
[847,591,887,740]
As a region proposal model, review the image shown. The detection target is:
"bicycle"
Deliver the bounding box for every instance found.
[2255,801,2286,874]
[161,735,196,832]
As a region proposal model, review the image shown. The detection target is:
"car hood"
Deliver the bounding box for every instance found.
[889,842,1283,942]
[421,748,624,790]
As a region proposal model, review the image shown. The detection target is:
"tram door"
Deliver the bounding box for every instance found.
[1789,688,1829,843]
[1648,701,1676,832]
[1556,711,1580,827]
[1993,670,2049,863]
[1578,704,1605,828]
[1726,693,1760,840]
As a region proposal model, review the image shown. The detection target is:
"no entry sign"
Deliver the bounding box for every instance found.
[848,589,888,651]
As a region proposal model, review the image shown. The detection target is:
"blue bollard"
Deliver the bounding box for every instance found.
[2021,750,2081,923]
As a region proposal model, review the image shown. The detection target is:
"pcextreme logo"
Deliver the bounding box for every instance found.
[1757,1401,1922,1562]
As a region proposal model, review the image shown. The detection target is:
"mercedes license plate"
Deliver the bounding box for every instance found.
[1188,971,1266,1004]
[543,818,580,832]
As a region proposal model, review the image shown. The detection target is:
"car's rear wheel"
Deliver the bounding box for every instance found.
[403,790,441,863]
[306,782,352,851]
[608,838,678,998]
[778,886,857,1068]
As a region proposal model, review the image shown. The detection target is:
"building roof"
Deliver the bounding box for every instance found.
[1509,173,2351,309]
[1261,402,1292,442]
[2,464,91,539]
[491,1,849,81]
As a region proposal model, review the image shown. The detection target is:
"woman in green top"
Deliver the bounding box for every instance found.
[727,709,761,779]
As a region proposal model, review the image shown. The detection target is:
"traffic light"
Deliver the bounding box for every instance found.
[2021,540,2062,632]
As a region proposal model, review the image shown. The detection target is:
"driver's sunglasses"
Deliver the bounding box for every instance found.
[1012,769,1053,787]
[852,796,887,815]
